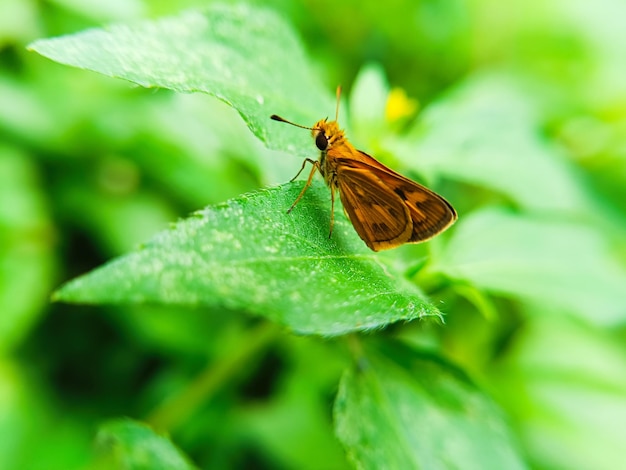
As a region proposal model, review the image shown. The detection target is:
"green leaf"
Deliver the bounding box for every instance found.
[435,207,626,324]
[334,340,527,470]
[492,314,626,470]
[28,3,334,156]
[95,419,196,470]
[0,145,56,353]
[53,183,439,336]
[348,63,390,143]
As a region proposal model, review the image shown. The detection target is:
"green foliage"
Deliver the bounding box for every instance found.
[94,419,197,470]
[2,1,626,469]
[437,207,626,325]
[0,146,56,352]
[335,341,526,469]
[29,4,333,155]
[54,182,439,336]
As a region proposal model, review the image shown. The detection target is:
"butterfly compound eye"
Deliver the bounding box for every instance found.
[315,132,328,151]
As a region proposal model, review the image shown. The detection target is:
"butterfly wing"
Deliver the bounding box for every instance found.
[387,176,457,243]
[335,165,413,251]
[336,152,457,247]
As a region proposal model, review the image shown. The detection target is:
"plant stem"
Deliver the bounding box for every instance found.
[146,321,281,433]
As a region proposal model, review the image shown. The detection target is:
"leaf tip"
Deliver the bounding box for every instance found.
[50,287,66,303]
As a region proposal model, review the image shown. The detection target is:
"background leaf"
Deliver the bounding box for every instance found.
[335,340,527,470]
[0,145,56,353]
[490,314,626,470]
[435,207,626,325]
[28,3,334,156]
[95,419,196,470]
[54,182,440,336]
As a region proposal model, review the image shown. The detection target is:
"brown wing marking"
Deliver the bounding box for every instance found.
[336,154,457,244]
[335,166,412,251]
[392,180,457,242]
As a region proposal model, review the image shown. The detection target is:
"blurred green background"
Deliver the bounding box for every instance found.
[2,0,626,469]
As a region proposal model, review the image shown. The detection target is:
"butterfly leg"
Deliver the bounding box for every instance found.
[290,158,317,182]
[287,160,320,214]
[328,187,335,238]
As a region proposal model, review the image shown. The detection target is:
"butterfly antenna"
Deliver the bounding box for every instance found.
[270,115,315,130]
[335,85,342,121]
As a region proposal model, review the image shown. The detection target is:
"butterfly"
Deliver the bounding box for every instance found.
[271,87,456,251]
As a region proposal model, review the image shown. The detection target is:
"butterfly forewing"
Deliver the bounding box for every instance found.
[336,155,457,249]
[336,165,413,251]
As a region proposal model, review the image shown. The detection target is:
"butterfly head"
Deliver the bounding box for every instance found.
[312,119,343,151]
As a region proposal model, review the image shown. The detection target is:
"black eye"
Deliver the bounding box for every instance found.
[315,132,328,151]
